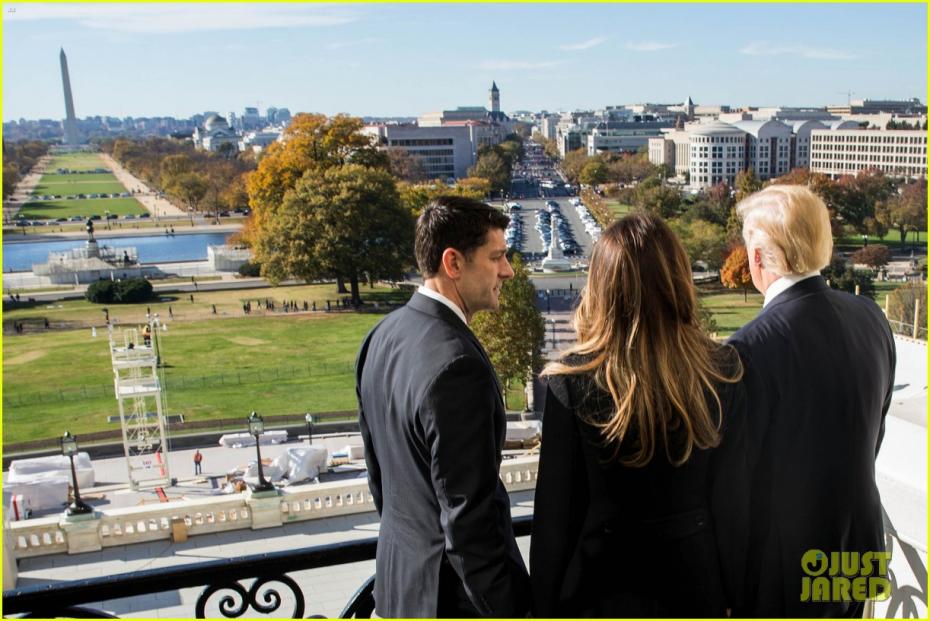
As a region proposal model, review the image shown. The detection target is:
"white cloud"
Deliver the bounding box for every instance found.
[559,36,607,51]
[739,41,857,60]
[625,41,678,52]
[4,4,358,33]
[477,60,561,71]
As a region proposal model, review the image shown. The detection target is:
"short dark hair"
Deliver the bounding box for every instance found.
[415,195,510,277]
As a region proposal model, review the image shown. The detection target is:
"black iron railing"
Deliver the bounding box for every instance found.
[3,515,533,618]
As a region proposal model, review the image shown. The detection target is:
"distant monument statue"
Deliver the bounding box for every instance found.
[541,215,572,272]
[85,218,99,258]
[60,48,80,145]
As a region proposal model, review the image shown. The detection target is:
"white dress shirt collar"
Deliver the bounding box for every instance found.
[417,285,468,326]
[763,271,821,308]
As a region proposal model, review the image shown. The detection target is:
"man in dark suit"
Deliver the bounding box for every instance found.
[718,185,896,617]
[356,196,531,618]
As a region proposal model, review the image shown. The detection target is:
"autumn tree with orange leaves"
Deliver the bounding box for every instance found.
[720,245,754,301]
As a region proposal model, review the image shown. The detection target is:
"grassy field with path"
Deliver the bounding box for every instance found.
[18,197,148,219]
[46,152,111,171]
[34,174,127,196]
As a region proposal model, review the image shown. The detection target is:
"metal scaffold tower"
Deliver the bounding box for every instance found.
[108,318,171,490]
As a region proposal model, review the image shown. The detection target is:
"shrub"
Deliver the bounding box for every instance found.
[822,255,875,298]
[85,277,153,304]
[116,277,153,303]
[85,279,119,303]
[238,261,262,277]
[851,244,891,270]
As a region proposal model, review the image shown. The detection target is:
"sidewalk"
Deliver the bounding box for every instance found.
[99,153,186,217]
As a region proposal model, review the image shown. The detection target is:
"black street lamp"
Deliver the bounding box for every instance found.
[305,413,314,445]
[60,432,93,516]
[248,412,275,493]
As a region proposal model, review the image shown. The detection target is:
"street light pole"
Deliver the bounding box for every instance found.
[305,413,314,445]
[248,412,275,493]
[60,431,93,516]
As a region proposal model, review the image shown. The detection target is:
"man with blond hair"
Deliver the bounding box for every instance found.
[716,185,896,616]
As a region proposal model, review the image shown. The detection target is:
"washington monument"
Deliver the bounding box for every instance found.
[60,48,79,145]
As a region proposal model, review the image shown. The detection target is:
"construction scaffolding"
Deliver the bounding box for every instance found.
[108,319,171,490]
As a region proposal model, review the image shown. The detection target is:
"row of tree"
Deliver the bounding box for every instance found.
[558,147,663,187]
[100,138,256,221]
[3,140,51,199]
[886,119,928,130]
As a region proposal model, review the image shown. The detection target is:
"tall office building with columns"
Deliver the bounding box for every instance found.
[59,48,80,145]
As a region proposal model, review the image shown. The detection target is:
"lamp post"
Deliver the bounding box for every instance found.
[549,318,557,349]
[105,209,110,230]
[151,313,162,367]
[305,413,314,445]
[862,234,868,248]
[248,412,275,492]
[60,432,93,516]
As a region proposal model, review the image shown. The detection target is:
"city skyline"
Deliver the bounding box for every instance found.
[2,3,927,122]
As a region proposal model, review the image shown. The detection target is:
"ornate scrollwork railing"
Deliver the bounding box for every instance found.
[3,515,532,618]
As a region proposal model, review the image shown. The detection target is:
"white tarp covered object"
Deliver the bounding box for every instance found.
[506,421,542,442]
[7,452,95,489]
[4,479,70,515]
[243,446,328,486]
[218,430,288,448]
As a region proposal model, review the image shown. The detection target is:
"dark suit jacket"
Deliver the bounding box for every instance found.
[721,276,896,617]
[531,355,745,618]
[356,292,530,618]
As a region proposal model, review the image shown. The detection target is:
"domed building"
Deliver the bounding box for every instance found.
[193,114,240,153]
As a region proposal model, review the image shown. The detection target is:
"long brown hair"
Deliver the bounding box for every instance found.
[544,212,742,467]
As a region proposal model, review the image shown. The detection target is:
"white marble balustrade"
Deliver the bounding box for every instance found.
[8,456,540,560]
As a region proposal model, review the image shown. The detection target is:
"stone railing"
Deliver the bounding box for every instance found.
[8,456,539,560]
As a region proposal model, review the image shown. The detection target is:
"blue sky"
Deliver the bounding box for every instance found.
[3,3,927,121]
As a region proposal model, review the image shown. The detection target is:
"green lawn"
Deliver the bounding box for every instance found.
[3,283,413,443]
[698,287,764,336]
[836,230,927,250]
[19,197,147,219]
[604,200,634,219]
[34,173,126,196]
[3,315,383,443]
[46,152,110,171]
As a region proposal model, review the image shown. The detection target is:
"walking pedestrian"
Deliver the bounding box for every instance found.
[193,450,203,475]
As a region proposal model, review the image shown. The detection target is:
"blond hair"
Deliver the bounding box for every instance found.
[543,213,742,467]
[736,185,833,276]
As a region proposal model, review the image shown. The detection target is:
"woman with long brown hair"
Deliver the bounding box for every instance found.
[530,212,744,617]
